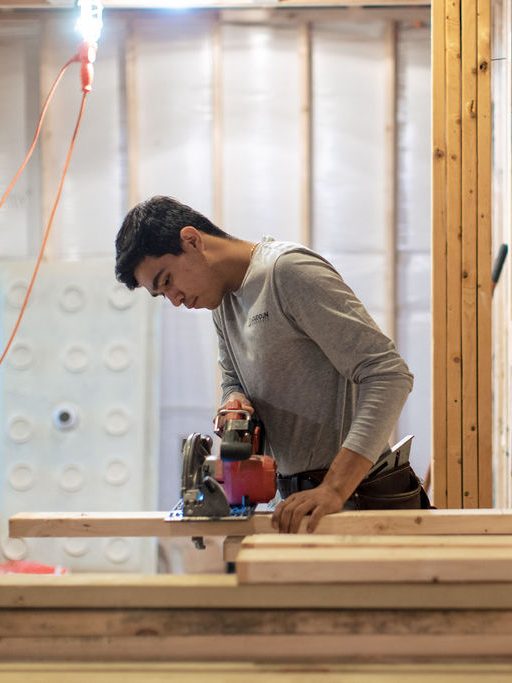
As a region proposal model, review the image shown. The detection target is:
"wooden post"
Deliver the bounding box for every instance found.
[299,21,312,248]
[125,16,139,208]
[432,0,492,507]
[432,0,448,508]
[385,21,397,344]
[476,0,492,507]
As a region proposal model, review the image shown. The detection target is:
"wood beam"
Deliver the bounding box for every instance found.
[10,509,512,538]
[432,0,493,507]
[3,572,512,609]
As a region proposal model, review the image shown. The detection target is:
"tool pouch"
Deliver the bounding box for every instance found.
[348,463,432,510]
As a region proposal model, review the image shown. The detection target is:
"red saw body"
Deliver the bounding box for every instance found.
[214,455,276,506]
[174,408,276,520]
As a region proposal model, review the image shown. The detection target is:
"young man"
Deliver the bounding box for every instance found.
[115,195,419,533]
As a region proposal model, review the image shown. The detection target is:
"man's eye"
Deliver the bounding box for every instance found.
[163,276,170,287]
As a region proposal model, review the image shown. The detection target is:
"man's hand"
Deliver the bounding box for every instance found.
[271,483,344,534]
[221,392,254,414]
[214,392,254,433]
[271,447,373,534]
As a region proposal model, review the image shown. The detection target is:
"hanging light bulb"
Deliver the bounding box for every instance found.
[75,0,103,93]
[75,0,104,45]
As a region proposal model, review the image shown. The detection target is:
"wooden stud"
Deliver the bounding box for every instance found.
[444,0,463,508]
[460,0,479,506]
[385,20,398,345]
[212,15,225,408]
[432,0,493,507]
[432,0,448,507]
[476,0,493,507]
[212,15,223,227]
[124,16,139,207]
[299,21,312,248]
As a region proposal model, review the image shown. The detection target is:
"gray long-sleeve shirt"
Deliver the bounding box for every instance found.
[212,237,413,475]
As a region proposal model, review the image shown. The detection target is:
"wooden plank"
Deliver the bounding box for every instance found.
[12,606,512,640]
[444,0,463,508]
[12,509,512,539]
[476,0,493,507]
[0,663,511,683]
[212,16,223,226]
[242,533,512,548]
[8,511,254,538]
[460,0,479,507]
[385,20,397,345]
[237,545,512,583]
[1,631,512,663]
[299,21,312,248]
[2,662,512,683]
[431,0,448,508]
[4,573,512,610]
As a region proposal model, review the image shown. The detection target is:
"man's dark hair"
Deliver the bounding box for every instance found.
[115,195,230,289]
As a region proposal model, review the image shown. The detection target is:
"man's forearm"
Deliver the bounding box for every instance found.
[322,446,373,503]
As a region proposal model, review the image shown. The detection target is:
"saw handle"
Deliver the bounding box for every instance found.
[214,408,252,436]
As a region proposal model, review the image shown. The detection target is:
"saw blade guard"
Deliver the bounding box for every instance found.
[181,433,213,496]
[180,433,231,518]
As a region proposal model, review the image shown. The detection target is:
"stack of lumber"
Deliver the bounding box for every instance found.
[236,534,512,584]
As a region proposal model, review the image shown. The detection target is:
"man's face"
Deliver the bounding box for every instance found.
[134,228,225,310]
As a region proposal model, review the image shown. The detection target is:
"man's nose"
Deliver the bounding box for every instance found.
[166,288,183,307]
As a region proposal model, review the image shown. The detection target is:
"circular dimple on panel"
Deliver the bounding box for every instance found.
[105,459,130,487]
[59,465,85,492]
[59,285,86,313]
[104,342,131,372]
[62,344,89,373]
[6,280,29,309]
[104,408,130,436]
[52,403,79,432]
[8,342,34,370]
[105,538,130,564]
[108,284,134,311]
[63,538,89,557]
[2,537,28,561]
[8,464,35,491]
[7,415,34,443]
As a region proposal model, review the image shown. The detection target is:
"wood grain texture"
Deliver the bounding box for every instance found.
[432,0,493,508]
[2,608,512,661]
[476,0,493,507]
[237,545,512,583]
[4,573,512,609]
[432,0,448,508]
[242,533,512,548]
[1,662,512,683]
[445,0,463,508]
[11,509,512,538]
[461,0,479,507]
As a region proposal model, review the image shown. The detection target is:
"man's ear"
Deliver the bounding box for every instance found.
[180,226,203,252]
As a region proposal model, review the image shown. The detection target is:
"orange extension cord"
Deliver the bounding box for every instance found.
[0,57,89,366]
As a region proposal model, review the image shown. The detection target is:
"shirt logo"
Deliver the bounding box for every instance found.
[248,311,269,327]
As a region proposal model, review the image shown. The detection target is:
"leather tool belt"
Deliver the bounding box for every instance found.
[277,462,432,510]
